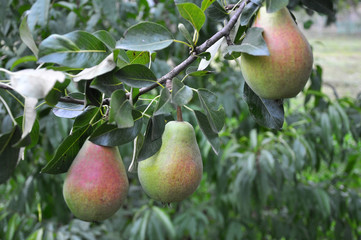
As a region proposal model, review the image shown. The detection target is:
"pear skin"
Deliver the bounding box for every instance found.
[138,121,203,203]
[241,6,313,99]
[63,140,129,222]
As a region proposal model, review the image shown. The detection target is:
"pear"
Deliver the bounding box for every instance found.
[138,121,203,203]
[241,6,313,99]
[63,140,129,222]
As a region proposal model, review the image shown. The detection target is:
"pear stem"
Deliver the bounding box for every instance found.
[177,106,183,122]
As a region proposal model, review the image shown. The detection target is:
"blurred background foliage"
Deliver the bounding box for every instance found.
[1,0,361,239]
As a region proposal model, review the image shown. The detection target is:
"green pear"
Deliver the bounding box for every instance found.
[63,140,129,222]
[241,6,313,99]
[138,121,203,203]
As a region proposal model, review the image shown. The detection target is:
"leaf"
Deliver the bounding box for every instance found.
[243,83,284,130]
[73,107,100,130]
[198,89,225,133]
[186,66,212,76]
[0,126,21,184]
[126,51,156,65]
[52,93,86,118]
[90,71,124,97]
[154,88,174,116]
[301,0,335,16]
[27,0,50,31]
[194,110,219,155]
[227,27,269,56]
[45,78,71,106]
[21,97,38,141]
[10,69,66,99]
[240,2,260,26]
[137,115,165,161]
[10,56,37,71]
[198,37,224,70]
[93,30,116,50]
[205,1,228,22]
[41,125,93,174]
[19,15,38,58]
[116,64,157,88]
[73,53,116,82]
[266,0,289,13]
[38,30,108,68]
[152,207,176,238]
[201,0,216,11]
[171,78,193,106]
[89,111,143,146]
[109,90,134,128]
[116,22,174,51]
[178,23,193,46]
[177,3,206,32]
[13,116,40,148]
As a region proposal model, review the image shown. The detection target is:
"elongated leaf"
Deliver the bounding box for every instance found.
[73,53,116,82]
[198,89,225,133]
[90,71,124,97]
[73,107,100,130]
[89,111,143,146]
[171,78,193,106]
[154,88,174,116]
[137,115,165,161]
[266,0,289,13]
[116,64,157,88]
[20,15,38,58]
[201,0,216,11]
[243,83,284,130]
[194,110,219,155]
[41,125,93,174]
[0,126,21,184]
[93,30,116,50]
[240,2,260,26]
[178,23,193,46]
[109,90,134,128]
[116,22,173,51]
[27,0,50,31]
[38,30,108,68]
[52,93,86,118]
[177,3,206,32]
[301,0,335,16]
[227,27,269,56]
[11,56,37,70]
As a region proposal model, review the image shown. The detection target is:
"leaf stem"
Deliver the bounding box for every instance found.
[0,95,17,125]
[177,106,183,122]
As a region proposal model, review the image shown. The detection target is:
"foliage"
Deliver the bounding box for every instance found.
[1,0,360,239]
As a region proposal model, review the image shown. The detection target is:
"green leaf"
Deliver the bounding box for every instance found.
[116,22,174,51]
[266,0,289,13]
[73,106,100,130]
[38,30,108,68]
[52,93,86,119]
[89,111,143,147]
[152,206,176,238]
[178,23,194,46]
[45,78,71,106]
[240,2,260,26]
[41,125,93,174]
[171,78,193,106]
[205,1,228,22]
[26,228,44,240]
[154,88,174,116]
[137,115,165,161]
[90,71,124,97]
[177,3,206,32]
[127,51,156,65]
[194,110,219,155]
[198,89,225,133]
[243,83,284,130]
[27,0,50,31]
[109,90,134,128]
[116,64,157,88]
[93,30,116,50]
[186,66,212,76]
[10,56,37,70]
[13,116,40,148]
[201,0,216,11]
[301,0,335,16]
[0,126,21,184]
[20,15,39,58]
[227,27,269,56]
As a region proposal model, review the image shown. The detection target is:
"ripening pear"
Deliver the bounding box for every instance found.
[241,5,313,99]
[138,121,203,203]
[63,140,129,222]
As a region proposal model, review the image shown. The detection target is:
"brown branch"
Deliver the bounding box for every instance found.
[131,0,247,101]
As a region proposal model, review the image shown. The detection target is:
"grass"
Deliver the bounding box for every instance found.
[305,33,361,98]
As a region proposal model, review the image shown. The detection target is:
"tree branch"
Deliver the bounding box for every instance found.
[132,0,247,101]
